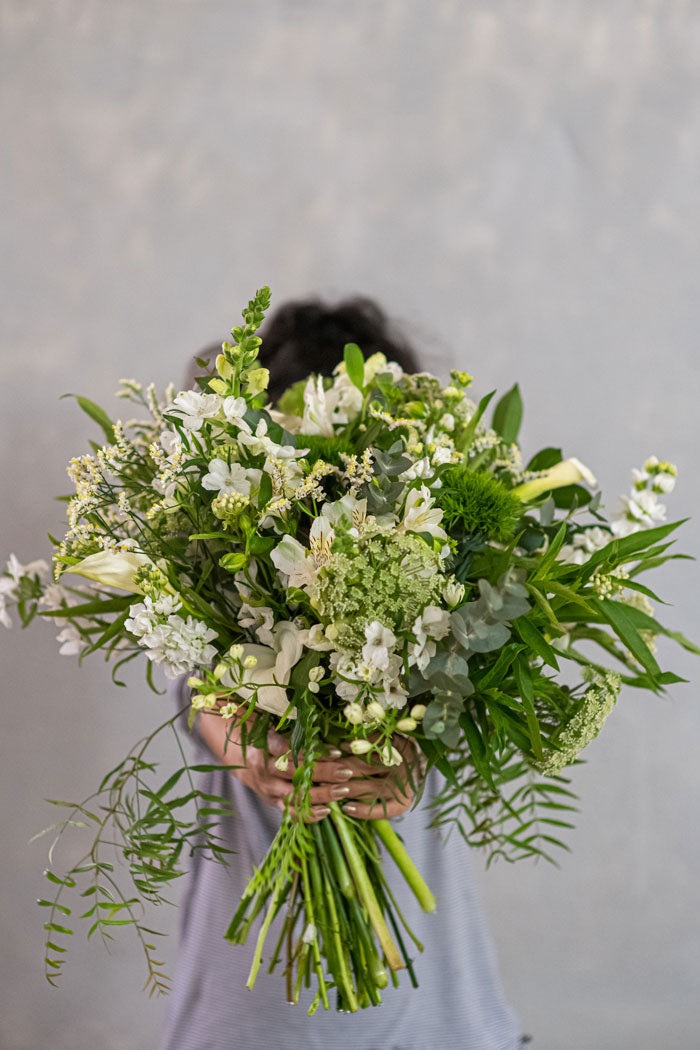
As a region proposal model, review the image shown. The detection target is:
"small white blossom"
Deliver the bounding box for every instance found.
[202,459,252,497]
[362,621,397,671]
[170,390,221,431]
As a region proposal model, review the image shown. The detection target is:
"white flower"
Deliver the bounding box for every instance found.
[439,413,455,432]
[309,516,335,565]
[399,456,435,483]
[238,603,275,646]
[222,620,307,718]
[362,621,397,671]
[270,535,318,591]
[159,428,182,455]
[3,554,49,585]
[170,390,221,431]
[621,489,666,527]
[443,579,465,607]
[222,396,250,429]
[401,486,447,541]
[56,624,82,656]
[66,550,153,593]
[652,472,676,494]
[201,458,251,496]
[0,595,12,629]
[344,702,364,725]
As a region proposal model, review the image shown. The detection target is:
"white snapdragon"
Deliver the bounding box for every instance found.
[170,390,221,431]
[238,603,275,646]
[56,624,83,656]
[361,621,397,671]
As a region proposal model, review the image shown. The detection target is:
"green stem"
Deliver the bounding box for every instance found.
[374,819,436,913]
[329,803,403,972]
[313,825,359,1012]
[246,874,285,990]
[299,848,330,1011]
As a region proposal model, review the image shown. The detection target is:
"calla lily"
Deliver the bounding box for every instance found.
[511,457,597,502]
[222,620,307,718]
[65,550,153,593]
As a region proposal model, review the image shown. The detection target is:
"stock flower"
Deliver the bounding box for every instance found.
[202,458,251,496]
[361,622,397,671]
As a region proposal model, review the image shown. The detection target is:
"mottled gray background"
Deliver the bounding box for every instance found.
[2,3,699,1048]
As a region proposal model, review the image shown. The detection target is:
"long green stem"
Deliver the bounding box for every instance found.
[329,803,403,972]
[246,875,285,989]
[299,848,329,1011]
[374,819,436,913]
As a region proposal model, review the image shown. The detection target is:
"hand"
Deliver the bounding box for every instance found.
[195,711,420,822]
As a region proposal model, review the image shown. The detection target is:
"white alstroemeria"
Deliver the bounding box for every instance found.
[222,396,250,430]
[401,486,448,541]
[3,553,49,585]
[621,488,666,527]
[56,624,82,656]
[0,595,12,629]
[201,458,251,496]
[238,603,275,646]
[443,578,465,607]
[309,516,334,566]
[399,456,435,483]
[170,390,221,431]
[301,376,336,436]
[321,493,374,537]
[361,621,397,671]
[66,550,153,593]
[222,620,307,718]
[270,535,318,591]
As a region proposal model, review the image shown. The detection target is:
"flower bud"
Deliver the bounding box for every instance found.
[274,752,290,772]
[344,703,364,725]
[381,744,403,766]
[396,717,417,732]
[365,701,386,722]
[228,644,244,660]
[349,739,372,755]
[243,654,258,669]
[443,579,465,608]
[187,676,204,689]
[410,704,427,720]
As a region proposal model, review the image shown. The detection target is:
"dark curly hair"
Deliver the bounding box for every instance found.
[188,296,419,399]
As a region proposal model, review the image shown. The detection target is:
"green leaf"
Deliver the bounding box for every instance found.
[512,656,543,759]
[582,519,688,577]
[343,342,365,390]
[39,595,132,618]
[532,522,568,580]
[43,923,73,936]
[456,390,496,454]
[492,383,523,444]
[526,447,563,472]
[61,394,116,444]
[593,598,661,680]
[459,709,495,789]
[513,617,560,670]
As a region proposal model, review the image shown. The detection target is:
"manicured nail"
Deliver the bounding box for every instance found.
[335,767,354,779]
[331,785,351,799]
[326,747,343,758]
[311,806,330,818]
[343,803,358,814]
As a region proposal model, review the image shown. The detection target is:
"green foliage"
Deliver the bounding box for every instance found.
[491,383,523,444]
[343,342,365,391]
[297,432,356,467]
[436,467,523,542]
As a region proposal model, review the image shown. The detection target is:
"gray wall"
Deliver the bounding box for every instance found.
[2,3,699,1048]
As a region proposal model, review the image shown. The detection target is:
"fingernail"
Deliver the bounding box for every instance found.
[326,747,343,758]
[335,767,354,779]
[344,803,358,814]
[330,785,351,799]
[311,806,330,818]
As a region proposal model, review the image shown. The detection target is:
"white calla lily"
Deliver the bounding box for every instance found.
[511,457,597,502]
[65,550,153,593]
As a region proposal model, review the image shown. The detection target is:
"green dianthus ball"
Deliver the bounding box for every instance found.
[435,467,522,542]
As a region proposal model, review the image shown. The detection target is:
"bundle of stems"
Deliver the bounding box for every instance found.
[225,802,436,1013]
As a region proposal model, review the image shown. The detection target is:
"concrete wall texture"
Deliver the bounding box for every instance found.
[1,3,699,1048]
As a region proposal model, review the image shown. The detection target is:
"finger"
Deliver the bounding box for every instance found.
[276,798,330,823]
[273,756,387,783]
[342,797,412,820]
[308,776,412,807]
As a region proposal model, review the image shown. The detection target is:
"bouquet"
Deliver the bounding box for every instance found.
[4,287,696,1011]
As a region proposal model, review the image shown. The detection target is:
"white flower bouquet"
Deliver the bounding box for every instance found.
[4,287,697,1011]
